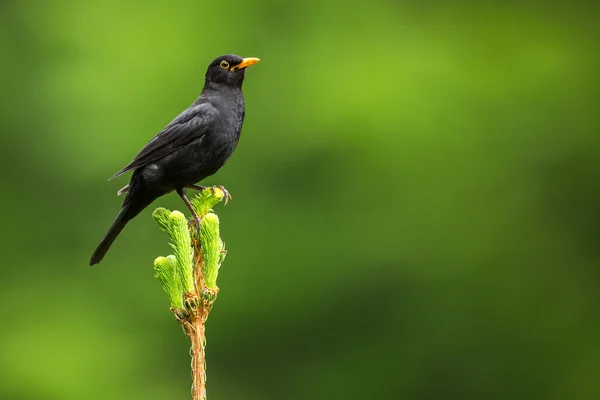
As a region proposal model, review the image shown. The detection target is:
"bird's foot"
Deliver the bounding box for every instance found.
[214,185,232,205]
[188,215,202,230]
[186,184,231,204]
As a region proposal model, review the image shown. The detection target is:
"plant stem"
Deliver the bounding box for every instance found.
[185,230,216,400]
[187,307,209,400]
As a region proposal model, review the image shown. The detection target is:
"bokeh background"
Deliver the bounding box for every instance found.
[1,1,599,399]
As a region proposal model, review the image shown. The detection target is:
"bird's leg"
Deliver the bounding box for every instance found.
[186,184,207,192]
[177,187,201,228]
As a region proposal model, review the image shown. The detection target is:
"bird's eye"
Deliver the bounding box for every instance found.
[220,60,230,70]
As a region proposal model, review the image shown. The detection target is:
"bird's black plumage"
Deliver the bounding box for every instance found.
[90,54,259,265]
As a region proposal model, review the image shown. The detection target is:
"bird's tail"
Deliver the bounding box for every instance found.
[90,203,132,266]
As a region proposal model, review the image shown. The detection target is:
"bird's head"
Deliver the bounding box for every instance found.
[205,54,260,88]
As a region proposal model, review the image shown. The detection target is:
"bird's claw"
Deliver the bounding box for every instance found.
[187,184,230,204]
[213,186,232,205]
[188,216,202,230]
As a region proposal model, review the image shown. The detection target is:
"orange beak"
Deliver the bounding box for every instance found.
[232,57,260,71]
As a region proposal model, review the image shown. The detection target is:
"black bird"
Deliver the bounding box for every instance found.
[90,54,259,266]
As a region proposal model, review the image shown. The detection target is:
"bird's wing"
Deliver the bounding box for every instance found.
[109,103,219,180]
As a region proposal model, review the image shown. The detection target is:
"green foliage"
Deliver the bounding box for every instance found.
[199,214,224,290]
[190,187,226,218]
[152,187,227,308]
[152,208,194,294]
[153,255,183,310]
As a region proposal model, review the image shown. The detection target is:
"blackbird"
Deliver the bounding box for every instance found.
[90,54,259,266]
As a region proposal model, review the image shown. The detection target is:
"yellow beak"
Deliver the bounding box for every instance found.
[233,57,260,70]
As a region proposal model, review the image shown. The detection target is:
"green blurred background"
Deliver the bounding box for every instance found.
[1,1,599,399]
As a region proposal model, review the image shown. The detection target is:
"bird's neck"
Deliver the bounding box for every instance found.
[202,81,243,96]
[197,83,244,112]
